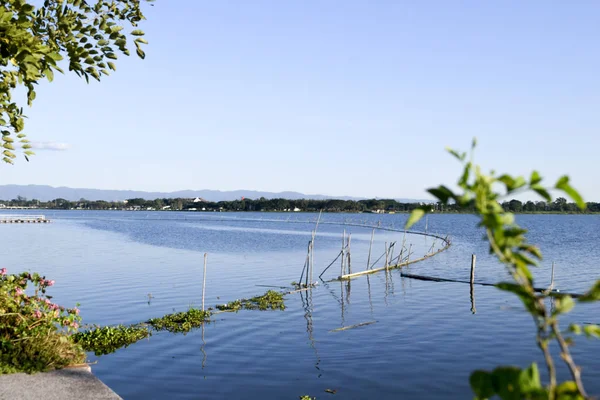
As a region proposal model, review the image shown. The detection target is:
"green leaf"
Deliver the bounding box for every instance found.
[555,175,585,210]
[529,171,542,185]
[553,295,574,316]
[518,363,542,395]
[470,370,494,399]
[491,366,522,400]
[530,184,552,202]
[446,147,466,161]
[131,29,145,36]
[427,186,455,204]
[583,324,600,339]
[579,280,600,303]
[136,47,146,59]
[44,68,54,82]
[569,324,582,335]
[405,208,426,230]
[556,381,581,398]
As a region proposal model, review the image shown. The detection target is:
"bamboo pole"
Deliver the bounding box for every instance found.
[202,253,207,311]
[384,242,389,271]
[470,254,476,285]
[366,229,375,270]
[388,242,395,265]
[341,229,346,276]
[346,234,352,275]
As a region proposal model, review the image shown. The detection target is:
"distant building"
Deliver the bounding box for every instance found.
[193,197,206,203]
[293,207,301,212]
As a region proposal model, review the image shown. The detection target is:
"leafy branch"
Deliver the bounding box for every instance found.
[406,139,600,400]
[0,0,154,163]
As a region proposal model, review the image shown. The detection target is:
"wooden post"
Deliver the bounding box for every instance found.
[366,229,374,270]
[470,254,476,285]
[202,253,208,311]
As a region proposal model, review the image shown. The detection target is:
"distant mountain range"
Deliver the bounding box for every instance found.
[0,185,429,203]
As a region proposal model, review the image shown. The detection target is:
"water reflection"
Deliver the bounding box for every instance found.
[300,289,321,377]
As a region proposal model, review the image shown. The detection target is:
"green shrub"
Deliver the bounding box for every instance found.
[0,269,85,374]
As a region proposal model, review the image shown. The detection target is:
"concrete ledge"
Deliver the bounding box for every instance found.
[0,366,121,400]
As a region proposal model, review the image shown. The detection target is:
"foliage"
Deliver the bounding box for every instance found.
[215,299,243,312]
[0,268,85,373]
[73,324,150,356]
[246,290,285,311]
[5,195,599,214]
[216,290,285,312]
[299,396,315,400]
[406,140,600,399]
[147,307,211,334]
[0,0,153,164]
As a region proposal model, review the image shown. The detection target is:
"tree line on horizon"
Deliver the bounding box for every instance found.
[1,195,599,213]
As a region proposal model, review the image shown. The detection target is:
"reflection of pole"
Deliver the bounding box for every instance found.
[366,275,374,316]
[202,253,208,311]
[201,323,207,368]
[470,281,476,314]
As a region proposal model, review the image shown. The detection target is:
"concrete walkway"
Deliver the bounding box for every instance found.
[0,366,121,400]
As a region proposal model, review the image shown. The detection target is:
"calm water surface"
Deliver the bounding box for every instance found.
[1,211,599,399]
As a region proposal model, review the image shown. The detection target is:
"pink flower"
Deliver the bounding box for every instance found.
[47,280,55,287]
[72,322,79,329]
[0,268,6,276]
[51,304,59,310]
[44,298,52,305]
[33,310,42,318]
[15,287,24,296]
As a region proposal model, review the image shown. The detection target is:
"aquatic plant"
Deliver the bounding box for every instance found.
[215,299,243,312]
[246,290,285,311]
[407,139,600,400]
[216,290,286,312]
[147,308,211,334]
[0,269,85,373]
[73,325,151,356]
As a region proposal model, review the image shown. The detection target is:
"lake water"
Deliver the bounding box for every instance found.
[1,211,599,399]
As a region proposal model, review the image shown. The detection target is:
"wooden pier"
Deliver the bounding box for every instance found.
[0,215,49,223]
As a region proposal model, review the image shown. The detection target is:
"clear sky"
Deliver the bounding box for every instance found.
[8,1,600,200]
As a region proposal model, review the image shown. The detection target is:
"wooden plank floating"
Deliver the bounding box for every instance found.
[400,272,583,298]
[0,214,50,223]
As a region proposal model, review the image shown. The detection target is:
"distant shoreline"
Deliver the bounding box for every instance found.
[1,208,598,216]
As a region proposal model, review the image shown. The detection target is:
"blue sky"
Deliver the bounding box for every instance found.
[8,1,600,200]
